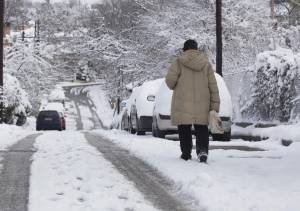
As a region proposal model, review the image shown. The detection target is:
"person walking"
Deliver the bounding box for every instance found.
[165,39,220,162]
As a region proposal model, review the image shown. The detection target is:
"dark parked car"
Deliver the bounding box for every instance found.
[36,110,65,131]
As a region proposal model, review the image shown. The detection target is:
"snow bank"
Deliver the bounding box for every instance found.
[95,129,300,211]
[29,131,158,211]
[0,124,33,149]
[232,123,300,142]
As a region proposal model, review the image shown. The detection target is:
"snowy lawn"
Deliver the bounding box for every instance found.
[232,123,300,142]
[94,129,300,211]
[29,131,158,211]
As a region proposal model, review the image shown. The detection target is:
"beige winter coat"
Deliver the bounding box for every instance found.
[165,50,220,126]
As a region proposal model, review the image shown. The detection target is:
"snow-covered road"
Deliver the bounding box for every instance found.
[29,131,160,211]
[1,84,300,211]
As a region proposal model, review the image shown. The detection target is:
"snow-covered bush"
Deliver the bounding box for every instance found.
[241,48,298,122]
[1,73,31,124]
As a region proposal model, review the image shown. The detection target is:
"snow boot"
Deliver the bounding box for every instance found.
[197,151,208,163]
[180,154,192,161]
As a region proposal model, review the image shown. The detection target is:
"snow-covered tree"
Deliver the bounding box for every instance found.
[5,42,55,112]
[1,73,31,124]
[241,48,298,122]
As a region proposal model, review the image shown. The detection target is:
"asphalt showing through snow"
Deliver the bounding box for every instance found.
[85,132,195,211]
[0,134,40,211]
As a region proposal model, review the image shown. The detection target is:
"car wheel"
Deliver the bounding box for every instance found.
[156,125,165,138]
[136,117,145,136]
[130,127,136,134]
[153,118,165,138]
[137,130,146,135]
[121,119,124,130]
[129,119,136,134]
[212,130,231,142]
[152,121,157,137]
[121,117,127,131]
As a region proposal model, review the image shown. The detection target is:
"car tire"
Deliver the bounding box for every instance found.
[137,131,146,135]
[153,118,165,138]
[130,127,136,134]
[156,128,165,139]
[152,122,157,137]
[129,120,136,134]
[121,117,128,131]
[212,130,231,142]
[136,117,145,136]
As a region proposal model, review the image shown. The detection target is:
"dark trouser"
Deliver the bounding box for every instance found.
[178,124,209,156]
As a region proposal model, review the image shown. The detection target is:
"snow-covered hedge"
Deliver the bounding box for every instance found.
[1,73,31,123]
[241,48,299,122]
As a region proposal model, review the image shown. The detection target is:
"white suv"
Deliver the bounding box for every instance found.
[152,73,232,141]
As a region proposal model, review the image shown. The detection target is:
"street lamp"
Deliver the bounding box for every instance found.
[216,0,223,77]
[0,0,4,123]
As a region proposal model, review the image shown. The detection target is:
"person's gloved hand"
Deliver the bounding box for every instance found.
[209,110,224,134]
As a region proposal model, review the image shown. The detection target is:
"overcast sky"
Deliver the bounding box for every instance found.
[30,0,103,5]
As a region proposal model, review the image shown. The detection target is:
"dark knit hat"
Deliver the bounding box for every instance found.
[183,39,198,52]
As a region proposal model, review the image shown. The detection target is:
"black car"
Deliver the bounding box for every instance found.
[36,110,64,131]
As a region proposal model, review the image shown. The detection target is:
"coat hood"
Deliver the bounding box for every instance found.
[178,50,208,72]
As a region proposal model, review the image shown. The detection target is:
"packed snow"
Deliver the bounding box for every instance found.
[29,131,158,211]
[93,129,300,211]
[232,123,300,143]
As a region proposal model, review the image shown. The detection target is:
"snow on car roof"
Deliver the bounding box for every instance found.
[135,78,164,116]
[43,102,65,113]
[214,73,233,117]
[138,78,164,97]
[155,73,232,117]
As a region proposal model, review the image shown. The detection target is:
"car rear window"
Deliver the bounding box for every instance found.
[38,111,60,118]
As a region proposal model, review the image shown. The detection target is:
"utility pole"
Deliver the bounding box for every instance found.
[270,0,275,20]
[216,0,223,76]
[0,0,4,123]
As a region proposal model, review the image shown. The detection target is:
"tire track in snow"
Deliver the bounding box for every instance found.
[29,131,159,211]
[64,86,105,130]
[0,134,40,211]
[85,132,196,211]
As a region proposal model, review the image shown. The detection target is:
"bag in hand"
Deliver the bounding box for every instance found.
[209,110,224,134]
